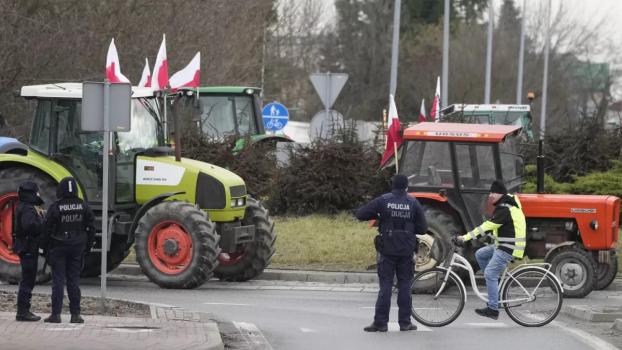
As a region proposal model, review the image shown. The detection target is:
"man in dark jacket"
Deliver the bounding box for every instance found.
[13,181,45,322]
[42,177,95,324]
[355,174,428,332]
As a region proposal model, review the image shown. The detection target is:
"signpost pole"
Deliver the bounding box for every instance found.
[101,81,110,307]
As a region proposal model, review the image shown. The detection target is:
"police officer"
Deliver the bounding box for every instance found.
[355,174,427,332]
[42,177,95,323]
[13,182,45,322]
[455,180,526,320]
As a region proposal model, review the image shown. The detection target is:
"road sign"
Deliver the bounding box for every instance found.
[309,110,344,141]
[262,102,289,132]
[81,82,131,132]
[309,73,348,110]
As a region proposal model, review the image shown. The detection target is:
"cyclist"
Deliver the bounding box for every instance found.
[456,180,526,320]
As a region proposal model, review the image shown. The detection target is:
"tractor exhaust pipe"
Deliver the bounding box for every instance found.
[172,94,182,162]
[536,139,545,194]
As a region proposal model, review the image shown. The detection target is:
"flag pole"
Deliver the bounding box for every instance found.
[382,108,388,148]
[393,141,399,173]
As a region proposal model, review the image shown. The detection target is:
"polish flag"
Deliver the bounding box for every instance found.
[138,58,151,88]
[105,38,130,83]
[169,52,201,90]
[430,76,441,122]
[418,99,427,122]
[380,94,404,166]
[151,34,169,90]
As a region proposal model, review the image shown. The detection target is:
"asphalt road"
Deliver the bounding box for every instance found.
[56,278,619,350]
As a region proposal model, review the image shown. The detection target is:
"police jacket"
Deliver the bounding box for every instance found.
[13,183,44,255]
[461,194,526,258]
[356,190,428,256]
[43,178,95,248]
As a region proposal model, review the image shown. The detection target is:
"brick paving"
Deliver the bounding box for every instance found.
[0,312,222,350]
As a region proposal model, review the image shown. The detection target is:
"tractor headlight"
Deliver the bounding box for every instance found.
[245,88,254,95]
[231,197,246,208]
[590,220,599,231]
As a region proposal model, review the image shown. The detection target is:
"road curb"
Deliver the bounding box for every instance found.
[564,305,622,322]
[149,304,223,350]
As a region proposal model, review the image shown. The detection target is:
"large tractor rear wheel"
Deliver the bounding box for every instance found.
[416,208,464,284]
[0,166,54,284]
[549,246,597,298]
[594,252,618,290]
[215,197,276,282]
[80,235,131,277]
[134,201,219,289]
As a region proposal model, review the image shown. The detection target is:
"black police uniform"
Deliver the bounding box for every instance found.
[42,177,95,323]
[13,182,44,322]
[356,175,427,332]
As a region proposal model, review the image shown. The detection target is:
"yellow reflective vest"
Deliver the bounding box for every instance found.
[461,194,526,259]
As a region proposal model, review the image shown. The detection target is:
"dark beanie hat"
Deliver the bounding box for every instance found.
[392,175,409,191]
[490,180,508,195]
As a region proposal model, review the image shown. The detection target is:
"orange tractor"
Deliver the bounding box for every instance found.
[401,122,619,298]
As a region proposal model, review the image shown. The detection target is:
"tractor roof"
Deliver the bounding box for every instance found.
[403,122,522,143]
[178,86,261,94]
[20,83,156,99]
[441,104,530,114]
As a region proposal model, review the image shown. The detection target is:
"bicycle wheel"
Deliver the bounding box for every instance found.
[411,267,465,327]
[501,267,563,327]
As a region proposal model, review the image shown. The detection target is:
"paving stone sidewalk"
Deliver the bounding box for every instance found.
[0,309,223,350]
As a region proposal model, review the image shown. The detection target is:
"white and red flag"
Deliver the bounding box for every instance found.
[380,94,404,167]
[430,76,441,122]
[169,52,201,90]
[418,99,427,122]
[105,38,130,83]
[138,58,152,88]
[151,34,169,90]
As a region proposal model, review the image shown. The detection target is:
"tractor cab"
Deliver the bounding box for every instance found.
[171,87,291,150]
[400,122,523,229]
[21,83,164,205]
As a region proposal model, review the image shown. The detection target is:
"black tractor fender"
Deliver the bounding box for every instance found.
[543,241,581,262]
[128,191,186,245]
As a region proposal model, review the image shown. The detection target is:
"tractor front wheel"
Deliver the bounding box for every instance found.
[0,166,54,284]
[215,197,276,282]
[134,201,219,289]
[594,252,618,290]
[549,246,597,298]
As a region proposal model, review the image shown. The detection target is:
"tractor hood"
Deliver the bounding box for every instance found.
[135,155,247,222]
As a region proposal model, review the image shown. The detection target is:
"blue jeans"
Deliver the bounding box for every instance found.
[475,245,513,310]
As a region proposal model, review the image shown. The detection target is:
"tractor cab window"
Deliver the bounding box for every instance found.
[197,95,258,139]
[115,98,163,203]
[401,141,454,188]
[30,100,52,154]
[53,100,103,202]
[454,143,496,191]
[500,136,523,191]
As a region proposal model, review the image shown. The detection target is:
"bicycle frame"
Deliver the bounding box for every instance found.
[436,253,563,306]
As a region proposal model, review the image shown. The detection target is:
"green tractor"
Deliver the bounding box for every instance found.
[170,87,292,151]
[0,83,276,288]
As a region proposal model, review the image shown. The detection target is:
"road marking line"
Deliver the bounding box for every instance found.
[203,302,251,306]
[387,322,433,332]
[465,322,510,328]
[300,328,316,333]
[552,321,620,350]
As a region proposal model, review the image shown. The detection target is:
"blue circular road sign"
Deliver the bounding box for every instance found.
[262,102,289,132]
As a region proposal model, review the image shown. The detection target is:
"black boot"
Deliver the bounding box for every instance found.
[363,323,388,332]
[399,323,418,331]
[16,309,41,322]
[44,314,61,323]
[70,314,84,324]
[475,307,499,320]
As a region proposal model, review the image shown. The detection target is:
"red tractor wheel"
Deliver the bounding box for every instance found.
[134,201,219,289]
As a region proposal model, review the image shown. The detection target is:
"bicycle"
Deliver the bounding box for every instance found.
[411,239,564,327]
